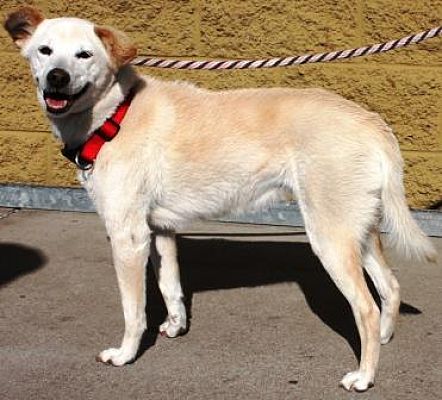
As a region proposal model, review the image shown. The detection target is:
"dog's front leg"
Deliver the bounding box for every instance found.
[151,232,187,337]
[96,220,150,366]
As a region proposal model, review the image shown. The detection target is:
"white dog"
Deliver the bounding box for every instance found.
[5,7,436,392]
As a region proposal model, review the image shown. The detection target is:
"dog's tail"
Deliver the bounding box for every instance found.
[380,143,437,263]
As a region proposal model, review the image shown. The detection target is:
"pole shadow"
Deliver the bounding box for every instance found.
[0,243,47,287]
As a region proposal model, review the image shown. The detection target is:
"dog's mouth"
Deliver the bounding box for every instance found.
[43,83,90,115]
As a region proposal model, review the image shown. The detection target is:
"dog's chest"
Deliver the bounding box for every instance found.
[78,169,98,207]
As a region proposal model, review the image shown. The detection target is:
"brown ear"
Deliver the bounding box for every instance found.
[4,6,44,49]
[95,26,137,69]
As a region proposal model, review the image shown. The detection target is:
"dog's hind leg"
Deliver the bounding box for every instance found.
[307,227,380,391]
[363,231,400,344]
[96,209,150,366]
[151,233,187,337]
[296,181,381,391]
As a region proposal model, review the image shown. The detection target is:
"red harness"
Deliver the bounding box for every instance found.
[61,92,134,170]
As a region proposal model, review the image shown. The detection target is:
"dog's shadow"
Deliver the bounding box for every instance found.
[140,236,421,360]
[0,243,47,287]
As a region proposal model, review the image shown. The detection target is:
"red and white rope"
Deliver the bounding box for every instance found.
[132,26,441,70]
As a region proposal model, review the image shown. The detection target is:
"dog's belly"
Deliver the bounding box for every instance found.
[148,177,289,230]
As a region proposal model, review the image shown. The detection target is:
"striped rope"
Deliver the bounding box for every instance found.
[132,26,442,70]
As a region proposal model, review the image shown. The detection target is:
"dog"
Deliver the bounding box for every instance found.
[4,7,436,392]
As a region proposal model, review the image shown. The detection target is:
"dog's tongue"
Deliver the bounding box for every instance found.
[46,98,68,109]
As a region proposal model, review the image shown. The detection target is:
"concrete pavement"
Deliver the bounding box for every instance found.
[0,208,441,399]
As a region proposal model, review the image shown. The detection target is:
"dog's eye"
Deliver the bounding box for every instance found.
[76,51,93,59]
[38,46,52,56]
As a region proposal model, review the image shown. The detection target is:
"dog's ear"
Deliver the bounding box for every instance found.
[4,6,45,49]
[95,26,137,69]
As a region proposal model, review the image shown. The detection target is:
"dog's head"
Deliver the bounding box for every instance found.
[4,7,137,118]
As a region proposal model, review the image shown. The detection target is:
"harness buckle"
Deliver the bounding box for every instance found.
[99,118,120,140]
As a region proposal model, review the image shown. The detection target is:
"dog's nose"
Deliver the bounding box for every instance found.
[46,68,70,89]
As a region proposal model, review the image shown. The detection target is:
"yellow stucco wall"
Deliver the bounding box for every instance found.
[0,0,441,207]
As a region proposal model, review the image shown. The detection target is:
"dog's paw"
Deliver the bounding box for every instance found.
[159,315,187,338]
[380,320,395,345]
[340,370,374,392]
[380,330,394,345]
[96,347,134,366]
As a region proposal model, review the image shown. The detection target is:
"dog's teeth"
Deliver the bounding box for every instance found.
[46,98,68,109]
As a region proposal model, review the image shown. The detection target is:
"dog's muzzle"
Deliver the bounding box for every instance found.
[43,70,90,115]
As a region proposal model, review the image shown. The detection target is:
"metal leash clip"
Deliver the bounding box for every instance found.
[74,152,93,170]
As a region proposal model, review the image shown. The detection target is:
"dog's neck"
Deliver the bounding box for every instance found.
[47,66,140,149]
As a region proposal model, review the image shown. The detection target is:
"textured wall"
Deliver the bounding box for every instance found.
[0,0,441,207]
